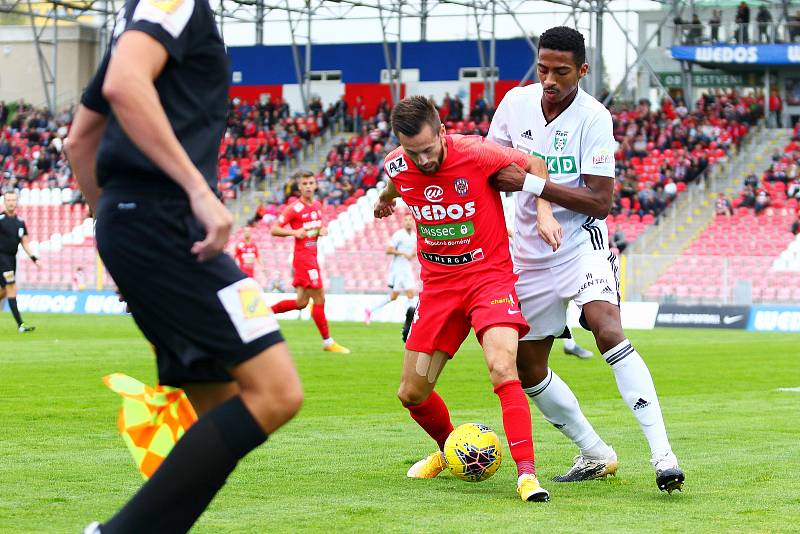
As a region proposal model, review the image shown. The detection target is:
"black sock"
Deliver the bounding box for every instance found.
[102,396,267,534]
[8,298,22,326]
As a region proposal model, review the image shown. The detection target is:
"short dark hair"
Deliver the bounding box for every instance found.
[390,96,442,137]
[538,26,586,67]
[292,169,314,180]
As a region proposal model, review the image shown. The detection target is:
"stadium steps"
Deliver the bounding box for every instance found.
[625,126,786,299]
[230,125,350,228]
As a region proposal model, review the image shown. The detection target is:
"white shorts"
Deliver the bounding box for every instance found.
[515,251,620,341]
[388,268,415,292]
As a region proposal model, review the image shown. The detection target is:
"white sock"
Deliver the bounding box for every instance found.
[563,337,577,351]
[323,337,334,347]
[523,368,611,458]
[603,339,672,458]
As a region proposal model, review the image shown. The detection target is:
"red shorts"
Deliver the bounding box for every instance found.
[292,256,323,289]
[406,272,529,356]
[240,266,255,278]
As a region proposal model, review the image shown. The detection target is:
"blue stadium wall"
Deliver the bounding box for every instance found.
[227,39,535,113]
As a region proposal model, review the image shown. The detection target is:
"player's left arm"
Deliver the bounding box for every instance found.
[19,234,40,266]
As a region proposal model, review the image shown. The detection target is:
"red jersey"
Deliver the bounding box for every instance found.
[277,198,324,266]
[234,241,259,276]
[383,134,528,283]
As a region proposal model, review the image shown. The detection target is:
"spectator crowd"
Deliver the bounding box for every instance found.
[610,89,758,221]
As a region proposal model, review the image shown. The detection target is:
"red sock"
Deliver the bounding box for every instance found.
[494,379,536,476]
[271,299,300,314]
[405,391,454,451]
[311,303,330,339]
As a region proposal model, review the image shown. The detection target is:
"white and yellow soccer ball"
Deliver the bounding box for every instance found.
[443,423,503,482]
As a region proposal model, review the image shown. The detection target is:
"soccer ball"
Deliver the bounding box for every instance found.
[443,423,502,482]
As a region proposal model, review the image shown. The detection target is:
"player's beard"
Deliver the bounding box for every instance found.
[418,141,445,175]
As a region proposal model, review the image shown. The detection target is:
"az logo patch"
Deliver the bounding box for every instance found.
[385,155,408,178]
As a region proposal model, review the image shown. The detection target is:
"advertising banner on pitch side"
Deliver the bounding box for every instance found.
[655,304,750,329]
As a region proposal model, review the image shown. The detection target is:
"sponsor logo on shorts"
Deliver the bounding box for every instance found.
[454,177,469,196]
[490,295,515,306]
[424,185,444,202]
[417,221,474,240]
[2,270,14,283]
[579,276,609,293]
[420,248,484,266]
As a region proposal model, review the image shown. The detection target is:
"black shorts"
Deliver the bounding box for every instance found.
[0,253,16,288]
[95,192,284,387]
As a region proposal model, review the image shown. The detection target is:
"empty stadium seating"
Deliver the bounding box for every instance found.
[646,209,799,303]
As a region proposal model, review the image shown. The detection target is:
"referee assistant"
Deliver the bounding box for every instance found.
[0,190,38,332]
[65,0,303,531]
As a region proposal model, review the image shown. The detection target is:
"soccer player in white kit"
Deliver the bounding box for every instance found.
[365,214,418,336]
[488,26,684,493]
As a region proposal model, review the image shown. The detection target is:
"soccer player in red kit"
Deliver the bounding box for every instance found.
[271,170,351,354]
[374,96,561,502]
[234,226,262,279]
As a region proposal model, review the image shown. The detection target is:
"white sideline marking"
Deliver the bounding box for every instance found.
[775,387,800,392]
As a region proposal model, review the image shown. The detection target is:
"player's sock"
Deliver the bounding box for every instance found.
[494,379,536,476]
[604,339,672,457]
[102,396,266,534]
[405,391,454,451]
[563,337,577,351]
[311,303,330,339]
[8,298,23,326]
[523,368,611,458]
[271,299,300,314]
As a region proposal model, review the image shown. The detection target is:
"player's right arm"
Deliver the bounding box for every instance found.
[270,208,305,239]
[374,180,399,219]
[103,16,231,261]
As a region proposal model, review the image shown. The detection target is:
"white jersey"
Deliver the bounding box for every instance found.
[488,83,616,270]
[389,228,415,273]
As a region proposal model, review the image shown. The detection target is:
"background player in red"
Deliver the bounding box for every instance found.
[234,226,263,279]
[271,170,351,354]
[374,96,560,502]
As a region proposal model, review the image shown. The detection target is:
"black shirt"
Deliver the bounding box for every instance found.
[82,0,229,197]
[0,212,28,256]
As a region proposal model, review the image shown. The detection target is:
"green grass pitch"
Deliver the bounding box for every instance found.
[1,314,799,533]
